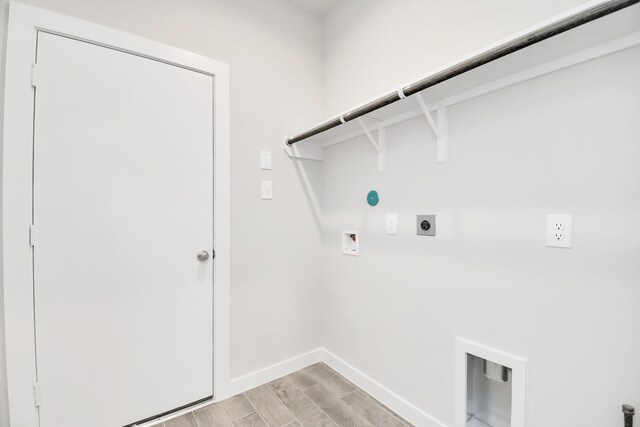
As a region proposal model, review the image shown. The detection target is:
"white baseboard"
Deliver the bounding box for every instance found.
[226,347,447,427]
[226,348,324,398]
[322,349,447,427]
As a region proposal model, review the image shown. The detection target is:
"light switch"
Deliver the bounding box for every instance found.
[386,213,398,235]
[261,181,272,199]
[260,151,272,170]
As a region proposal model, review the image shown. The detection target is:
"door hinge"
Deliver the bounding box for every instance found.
[33,383,41,407]
[31,64,38,88]
[29,224,36,246]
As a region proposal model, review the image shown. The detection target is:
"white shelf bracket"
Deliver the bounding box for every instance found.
[357,118,385,172]
[416,94,448,163]
[377,127,386,172]
[284,140,323,161]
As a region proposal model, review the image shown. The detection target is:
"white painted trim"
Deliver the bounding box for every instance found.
[224,347,448,427]
[284,140,324,161]
[2,3,231,426]
[227,349,325,397]
[291,0,628,140]
[322,349,447,427]
[137,349,324,426]
[214,347,449,427]
[320,30,640,149]
[134,344,528,427]
[455,338,528,427]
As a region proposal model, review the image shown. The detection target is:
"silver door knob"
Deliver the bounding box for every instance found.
[197,250,210,261]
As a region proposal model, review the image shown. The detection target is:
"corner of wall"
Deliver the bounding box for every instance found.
[0,1,11,425]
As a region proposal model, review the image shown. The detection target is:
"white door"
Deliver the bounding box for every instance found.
[32,32,214,427]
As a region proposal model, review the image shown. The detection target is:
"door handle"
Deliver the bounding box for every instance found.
[197,250,210,261]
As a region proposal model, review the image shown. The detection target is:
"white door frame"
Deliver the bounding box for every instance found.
[2,3,231,426]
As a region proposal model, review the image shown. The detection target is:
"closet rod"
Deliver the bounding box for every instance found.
[285,0,638,146]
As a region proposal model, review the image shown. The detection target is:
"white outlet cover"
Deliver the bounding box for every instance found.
[547,214,572,248]
[261,180,272,199]
[260,150,272,170]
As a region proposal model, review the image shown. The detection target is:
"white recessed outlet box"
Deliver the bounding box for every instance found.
[546,214,572,248]
[386,213,398,235]
[341,230,359,256]
[261,180,272,199]
[260,150,272,170]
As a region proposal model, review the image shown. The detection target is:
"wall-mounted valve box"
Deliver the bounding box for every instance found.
[341,230,359,256]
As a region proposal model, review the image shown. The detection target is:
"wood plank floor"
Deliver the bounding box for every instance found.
[156,363,413,427]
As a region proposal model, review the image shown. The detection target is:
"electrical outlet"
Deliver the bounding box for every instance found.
[547,214,572,248]
[417,215,436,236]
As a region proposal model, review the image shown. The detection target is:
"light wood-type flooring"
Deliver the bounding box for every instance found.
[158,362,413,427]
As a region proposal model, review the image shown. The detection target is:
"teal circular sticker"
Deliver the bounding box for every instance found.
[367,190,379,207]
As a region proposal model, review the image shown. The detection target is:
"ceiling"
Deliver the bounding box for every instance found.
[287,0,338,16]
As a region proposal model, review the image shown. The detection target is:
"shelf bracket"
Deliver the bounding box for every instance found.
[284,140,323,161]
[357,118,385,172]
[416,94,448,163]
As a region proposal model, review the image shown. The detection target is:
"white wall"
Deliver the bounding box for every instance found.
[0,1,324,425]
[2,1,639,427]
[323,0,592,115]
[0,5,10,426]
[320,1,640,425]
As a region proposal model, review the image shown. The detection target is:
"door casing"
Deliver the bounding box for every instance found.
[2,4,231,427]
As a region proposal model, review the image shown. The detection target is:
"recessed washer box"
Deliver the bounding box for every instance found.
[456,338,527,427]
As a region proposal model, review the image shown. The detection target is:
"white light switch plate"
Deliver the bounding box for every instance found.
[261,181,272,199]
[547,214,572,248]
[260,151,272,170]
[386,213,398,235]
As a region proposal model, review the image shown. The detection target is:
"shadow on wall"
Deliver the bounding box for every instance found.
[292,157,324,235]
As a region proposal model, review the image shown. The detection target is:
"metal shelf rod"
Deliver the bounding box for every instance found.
[285,0,638,146]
